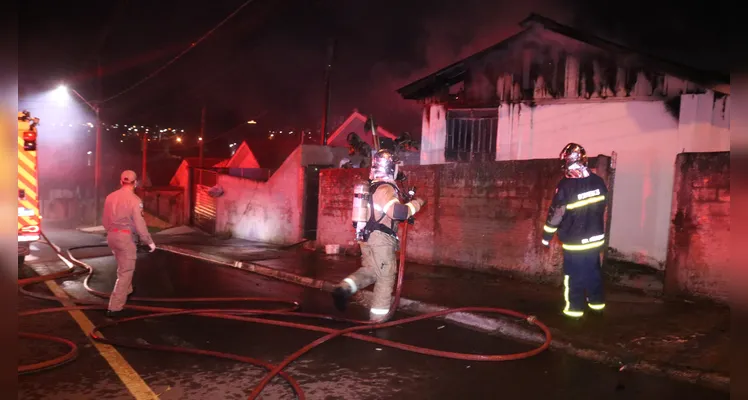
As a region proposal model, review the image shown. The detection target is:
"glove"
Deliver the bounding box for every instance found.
[415,197,426,207]
[148,242,157,253]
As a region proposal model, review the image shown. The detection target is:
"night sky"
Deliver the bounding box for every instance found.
[19,0,727,163]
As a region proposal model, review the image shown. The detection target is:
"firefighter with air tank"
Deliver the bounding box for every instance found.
[332,149,426,322]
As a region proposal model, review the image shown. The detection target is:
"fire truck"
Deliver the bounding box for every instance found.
[18,110,40,265]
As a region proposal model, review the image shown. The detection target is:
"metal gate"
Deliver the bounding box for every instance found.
[191,168,218,234]
[302,165,332,240]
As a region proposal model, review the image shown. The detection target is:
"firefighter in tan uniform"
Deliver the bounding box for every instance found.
[103,170,156,318]
[332,150,425,322]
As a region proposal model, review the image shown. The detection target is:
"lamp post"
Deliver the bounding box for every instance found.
[55,85,102,225]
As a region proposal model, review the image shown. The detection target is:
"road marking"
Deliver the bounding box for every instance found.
[42,278,158,399]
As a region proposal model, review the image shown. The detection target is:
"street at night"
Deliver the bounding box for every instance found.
[17,230,727,400]
[14,1,733,399]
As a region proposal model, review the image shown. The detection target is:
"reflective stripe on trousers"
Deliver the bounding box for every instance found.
[340,231,398,321]
[562,248,605,318]
[563,275,584,318]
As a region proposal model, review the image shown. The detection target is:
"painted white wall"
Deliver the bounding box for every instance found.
[215,147,304,244]
[419,92,730,268]
[495,94,729,268]
[678,91,730,152]
[419,105,447,165]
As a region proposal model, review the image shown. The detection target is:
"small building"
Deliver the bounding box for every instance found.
[397,14,729,275]
[327,110,420,165]
[170,157,228,187]
[326,110,398,148]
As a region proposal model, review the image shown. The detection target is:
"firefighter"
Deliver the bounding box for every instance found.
[103,170,156,318]
[542,143,609,319]
[332,149,426,322]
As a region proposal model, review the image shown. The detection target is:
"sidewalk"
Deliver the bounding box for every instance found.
[150,230,729,391]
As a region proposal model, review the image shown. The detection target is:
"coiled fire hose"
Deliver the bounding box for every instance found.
[18,227,552,399]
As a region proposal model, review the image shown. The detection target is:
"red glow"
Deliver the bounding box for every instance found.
[23,131,37,141]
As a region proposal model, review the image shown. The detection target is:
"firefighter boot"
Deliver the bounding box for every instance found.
[332,286,353,312]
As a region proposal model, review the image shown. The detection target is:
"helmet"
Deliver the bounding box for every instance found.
[369,149,399,181]
[120,170,137,185]
[559,143,588,178]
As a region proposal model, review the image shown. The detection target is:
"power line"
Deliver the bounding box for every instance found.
[108,57,258,123]
[99,0,257,105]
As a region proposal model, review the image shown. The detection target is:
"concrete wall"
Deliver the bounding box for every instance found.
[419,92,730,270]
[216,147,305,244]
[142,188,185,227]
[215,145,356,244]
[665,152,730,302]
[317,157,612,281]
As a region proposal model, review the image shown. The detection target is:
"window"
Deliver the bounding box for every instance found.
[445,109,497,162]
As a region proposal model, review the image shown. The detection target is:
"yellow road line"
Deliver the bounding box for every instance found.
[42,279,158,399]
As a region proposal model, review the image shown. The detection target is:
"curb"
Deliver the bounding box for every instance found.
[158,244,729,392]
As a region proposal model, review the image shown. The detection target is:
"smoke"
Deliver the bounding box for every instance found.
[338,0,728,138]
[24,0,724,163]
[327,0,570,138]
[569,0,728,72]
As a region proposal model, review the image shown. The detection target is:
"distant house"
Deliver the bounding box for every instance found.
[397,13,729,270]
[170,157,227,187]
[327,111,398,148]
[169,141,262,187]
[328,110,420,165]
[221,141,261,169]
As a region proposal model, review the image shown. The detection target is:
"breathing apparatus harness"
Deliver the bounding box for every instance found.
[353,179,416,243]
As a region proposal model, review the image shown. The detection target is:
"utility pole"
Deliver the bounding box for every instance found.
[199,105,206,167]
[320,38,335,146]
[94,60,103,225]
[141,131,147,194]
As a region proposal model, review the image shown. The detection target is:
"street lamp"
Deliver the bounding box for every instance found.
[56,85,103,225]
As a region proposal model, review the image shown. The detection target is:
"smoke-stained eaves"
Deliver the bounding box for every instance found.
[519,14,729,92]
[396,30,529,100]
[397,13,729,101]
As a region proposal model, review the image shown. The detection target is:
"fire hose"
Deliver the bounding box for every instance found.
[18,227,552,399]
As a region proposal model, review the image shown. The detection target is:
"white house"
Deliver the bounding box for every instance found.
[397,14,729,271]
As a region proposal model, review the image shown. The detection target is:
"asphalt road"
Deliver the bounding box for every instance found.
[18,246,729,400]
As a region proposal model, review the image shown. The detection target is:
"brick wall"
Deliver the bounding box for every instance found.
[665,152,730,302]
[318,156,612,280]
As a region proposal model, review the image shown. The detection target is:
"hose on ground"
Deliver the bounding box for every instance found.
[18,227,552,400]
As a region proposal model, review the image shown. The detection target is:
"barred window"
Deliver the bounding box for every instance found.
[445,109,497,162]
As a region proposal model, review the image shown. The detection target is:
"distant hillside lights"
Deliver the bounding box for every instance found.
[266,129,315,140]
[44,121,197,144]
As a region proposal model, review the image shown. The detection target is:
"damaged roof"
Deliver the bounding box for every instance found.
[397,13,729,100]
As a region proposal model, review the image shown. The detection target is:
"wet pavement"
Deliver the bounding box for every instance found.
[245,251,730,381]
[22,227,111,264]
[18,247,728,399]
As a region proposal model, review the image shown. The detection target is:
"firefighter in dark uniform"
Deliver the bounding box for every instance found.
[542,143,609,318]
